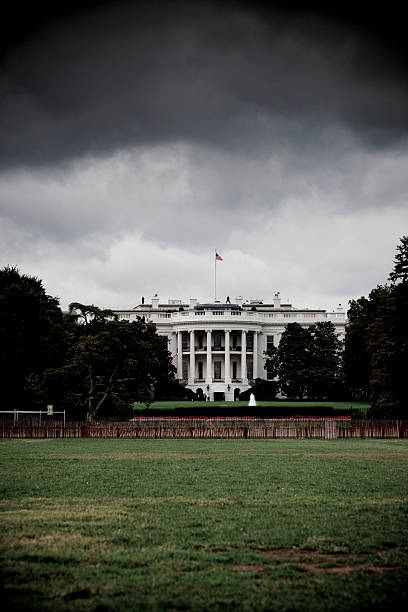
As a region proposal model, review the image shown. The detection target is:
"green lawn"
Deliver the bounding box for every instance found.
[1,439,407,611]
[133,400,370,412]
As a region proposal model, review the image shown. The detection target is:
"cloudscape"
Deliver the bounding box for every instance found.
[1,0,407,310]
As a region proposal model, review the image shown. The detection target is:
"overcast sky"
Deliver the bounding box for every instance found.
[1,0,407,311]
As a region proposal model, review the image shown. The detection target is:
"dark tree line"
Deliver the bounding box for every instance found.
[2,237,407,418]
[345,236,408,417]
[264,321,344,401]
[0,267,177,420]
[262,237,408,416]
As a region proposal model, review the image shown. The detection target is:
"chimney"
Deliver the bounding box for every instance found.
[236,296,243,307]
[189,298,197,309]
[152,294,159,309]
[273,291,281,308]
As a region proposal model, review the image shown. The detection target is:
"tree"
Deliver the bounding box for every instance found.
[389,235,408,283]
[275,323,312,399]
[53,304,176,421]
[239,378,277,401]
[265,321,344,400]
[69,302,117,329]
[344,237,408,417]
[368,237,408,417]
[0,266,66,408]
[344,286,392,400]
[307,321,344,400]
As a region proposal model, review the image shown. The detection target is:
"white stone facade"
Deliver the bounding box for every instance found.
[114,294,346,401]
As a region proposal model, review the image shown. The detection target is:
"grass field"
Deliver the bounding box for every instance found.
[1,438,407,611]
[133,400,370,413]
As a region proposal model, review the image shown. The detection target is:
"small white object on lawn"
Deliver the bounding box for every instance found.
[248,393,256,406]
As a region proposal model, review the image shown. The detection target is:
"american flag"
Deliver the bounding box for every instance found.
[215,252,223,261]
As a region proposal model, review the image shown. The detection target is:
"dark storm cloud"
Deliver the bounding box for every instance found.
[1,0,407,168]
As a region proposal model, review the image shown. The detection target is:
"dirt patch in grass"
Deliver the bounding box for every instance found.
[321,565,390,574]
[260,548,378,560]
[230,562,392,574]
[256,547,402,574]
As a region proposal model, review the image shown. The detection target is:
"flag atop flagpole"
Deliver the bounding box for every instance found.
[214,250,223,301]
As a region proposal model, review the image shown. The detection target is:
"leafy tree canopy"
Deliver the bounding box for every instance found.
[0,266,65,407]
[265,321,344,400]
[389,235,408,284]
[49,304,176,421]
[345,236,408,417]
[345,285,392,400]
[68,302,117,329]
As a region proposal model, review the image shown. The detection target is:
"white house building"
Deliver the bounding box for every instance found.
[114,294,346,401]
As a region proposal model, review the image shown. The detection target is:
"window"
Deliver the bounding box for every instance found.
[246,333,253,350]
[266,335,274,350]
[182,333,188,350]
[214,361,222,379]
[198,361,203,379]
[198,334,203,349]
[232,361,237,379]
[232,334,238,349]
[214,333,222,348]
[247,361,253,380]
[182,361,188,380]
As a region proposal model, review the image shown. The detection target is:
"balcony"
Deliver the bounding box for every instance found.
[212,346,225,351]
[194,378,205,383]
[232,378,242,383]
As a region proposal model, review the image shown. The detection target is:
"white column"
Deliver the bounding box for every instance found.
[189,330,195,384]
[206,330,212,383]
[241,330,247,382]
[177,331,183,379]
[253,331,258,379]
[171,333,177,370]
[225,329,231,383]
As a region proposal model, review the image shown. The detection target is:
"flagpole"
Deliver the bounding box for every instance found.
[214,249,217,302]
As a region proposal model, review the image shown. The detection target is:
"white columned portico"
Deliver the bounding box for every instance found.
[189,330,195,384]
[241,330,247,383]
[206,330,212,383]
[225,329,231,383]
[177,331,183,379]
[253,331,258,379]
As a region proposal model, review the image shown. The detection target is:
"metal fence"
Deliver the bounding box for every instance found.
[0,418,407,439]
